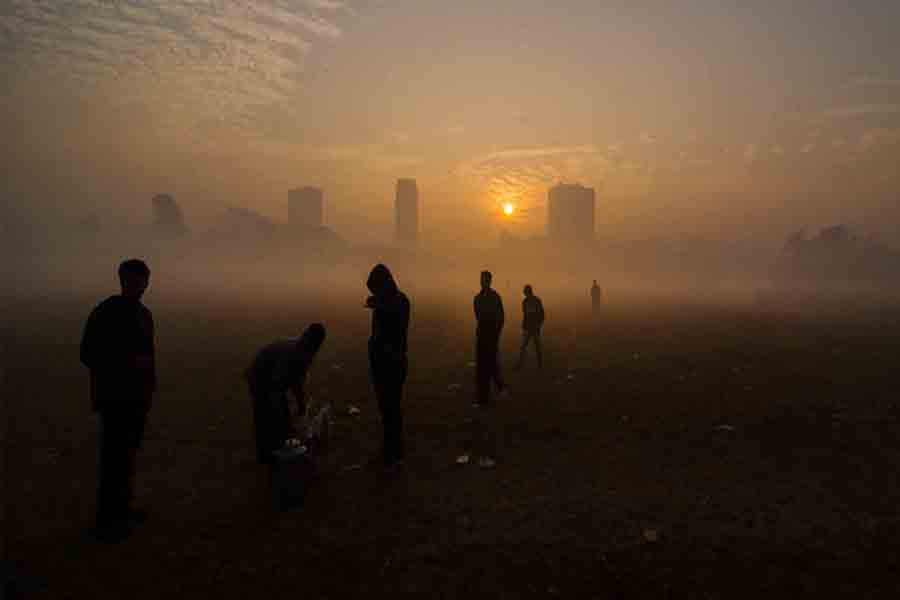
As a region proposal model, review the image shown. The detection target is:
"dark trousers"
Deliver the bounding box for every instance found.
[97,409,147,527]
[476,333,504,404]
[516,328,543,369]
[372,363,406,466]
[249,382,293,463]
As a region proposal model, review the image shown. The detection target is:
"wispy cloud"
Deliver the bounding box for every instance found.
[818,104,900,120]
[457,145,612,201]
[0,1,361,129]
[845,75,900,89]
[857,128,900,153]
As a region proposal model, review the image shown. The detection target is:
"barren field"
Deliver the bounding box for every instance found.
[5,289,900,599]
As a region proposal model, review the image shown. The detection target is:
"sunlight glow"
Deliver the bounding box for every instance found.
[503,202,515,216]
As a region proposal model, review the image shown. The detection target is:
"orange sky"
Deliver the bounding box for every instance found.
[2,1,899,245]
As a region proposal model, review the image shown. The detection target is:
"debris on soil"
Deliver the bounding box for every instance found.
[467,361,476,368]
[620,415,630,424]
[348,405,361,416]
[715,424,736,432]
[344,464,362,471]
[331,364,343,371]
[456,453,471,465]
[448,383,463,392]
[566,373,576,380]
[643,529,659,543]
[478,457,496,469]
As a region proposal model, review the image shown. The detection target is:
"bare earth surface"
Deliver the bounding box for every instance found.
[6,291,900,599]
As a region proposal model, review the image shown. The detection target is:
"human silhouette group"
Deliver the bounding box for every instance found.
[80,258,602,542]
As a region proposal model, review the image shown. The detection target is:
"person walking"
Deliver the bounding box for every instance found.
[515,284,545,371]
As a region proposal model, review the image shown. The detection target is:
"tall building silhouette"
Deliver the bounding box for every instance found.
[151,193,187,234]
[288,187,324,227]
[395,178,419,243]
[547,183,595,242]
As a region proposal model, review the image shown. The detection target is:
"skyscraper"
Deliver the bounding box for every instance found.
[288,187,324,227]
[151,193,187,234]
[395,178,419,243]
[547,183,595,242]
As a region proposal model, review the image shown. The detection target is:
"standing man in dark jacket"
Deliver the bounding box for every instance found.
[80,259,155,543]
[474,270,507,406]
[366,264,410,473]
[515,284,545,371]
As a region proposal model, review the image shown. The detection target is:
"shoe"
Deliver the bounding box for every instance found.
[381,460,405,478]
[93,522,133,544]
[477,457,496,469]
[128,509,149,526]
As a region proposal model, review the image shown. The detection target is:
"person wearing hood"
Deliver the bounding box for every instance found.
[365,264,411,472]
[246,323,326,465]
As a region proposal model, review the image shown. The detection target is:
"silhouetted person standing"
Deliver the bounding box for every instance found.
[366,264,410,473]
[246,324,326,464]
[591,280,603,312]
[515,284,545,371]
[80,259,155,543]
[474,270,507,406]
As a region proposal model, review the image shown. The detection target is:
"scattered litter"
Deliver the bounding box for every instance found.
[478,457,496,469]
[715,424,736,432]
[448,383,463,392]
[643,529,659,543]
[348,405,361,416]
[456,453,471,465]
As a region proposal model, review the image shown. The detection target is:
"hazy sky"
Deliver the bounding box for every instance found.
[3,0,899,243]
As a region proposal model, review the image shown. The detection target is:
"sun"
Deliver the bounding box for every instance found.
[502,202,515,216]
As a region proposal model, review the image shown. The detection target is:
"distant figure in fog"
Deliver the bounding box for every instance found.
[366,264,411,474]
[245,324,326,465]
[80,259,155,543]
[515,284,545,371]
[474,270,507,406]
[591,280,603,311]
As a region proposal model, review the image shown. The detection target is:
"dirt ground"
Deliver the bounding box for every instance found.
[5,289,900,599]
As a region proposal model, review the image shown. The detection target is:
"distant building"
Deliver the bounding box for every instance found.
[288,187,324,228]
[395,178,419,243]
[547,183,595,242]
[152,194,187,234]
